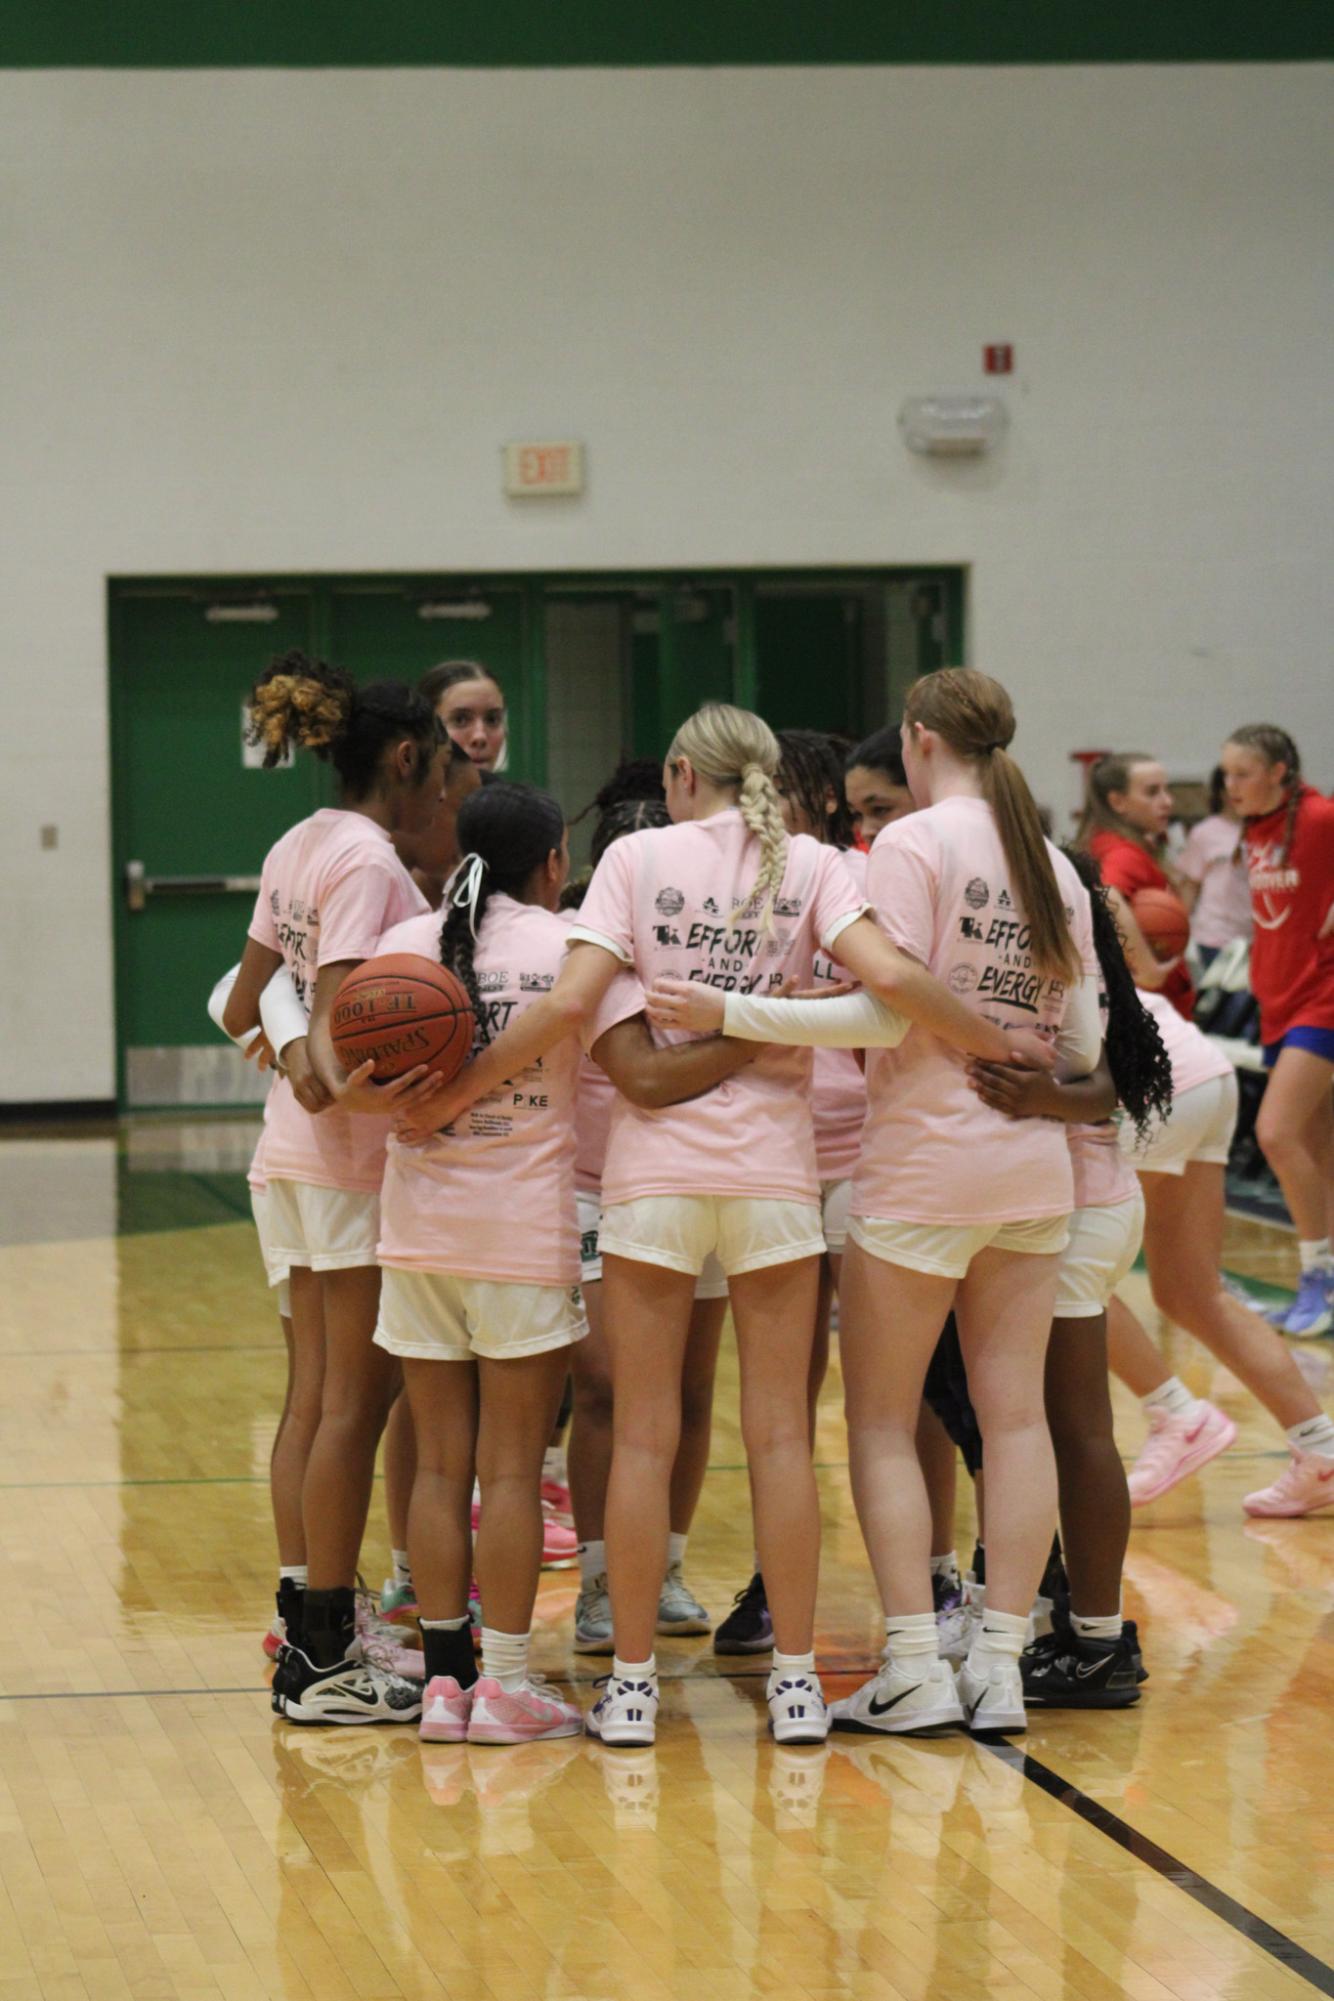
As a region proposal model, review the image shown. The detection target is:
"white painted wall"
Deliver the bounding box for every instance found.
[2,64,1331,1101]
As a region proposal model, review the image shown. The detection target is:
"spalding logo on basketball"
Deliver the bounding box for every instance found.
[331,952,475,1085]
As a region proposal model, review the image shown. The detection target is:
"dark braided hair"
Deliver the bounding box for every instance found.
[247,651,443,797]
[439,782,565,1041]
[1064,847,1173,1140]
[776,730,855,849]
[1226,723,1302,865]
[572,758,666,826]
[560,797,670,911]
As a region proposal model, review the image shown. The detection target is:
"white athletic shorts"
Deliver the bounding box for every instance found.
[577,1188,729,1297]
[1121,1071,1238,1178]
[1052,1192,1145,1320]
[821,1178,853,1255]
[599,1194,825,1280]
[373,1266,588,1362]
[250,1185,292,1317]
[848,1211,1070,1281]
[264,1177,380,1274]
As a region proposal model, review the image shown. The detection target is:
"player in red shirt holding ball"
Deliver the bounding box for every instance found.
[1223,725,1334,1338]
[1079,754,1196,1020]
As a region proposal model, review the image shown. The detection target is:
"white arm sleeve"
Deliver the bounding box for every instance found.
[260,965,310,1058]
[1054,974,1103,1077]
[207,966,262,1053]
[721,987,910,1049]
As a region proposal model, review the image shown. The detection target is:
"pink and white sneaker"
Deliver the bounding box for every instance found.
[420,1675,474,1743]
[1127,1401,1236,1505]
[262,1620,285,1660]
[467,1675,583,1744]
[541,1476,575,1527]
[1243,1451,1334,1518]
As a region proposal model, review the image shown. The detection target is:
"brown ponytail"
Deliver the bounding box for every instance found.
[904,669,1079,984]
[1226,723,1303,866]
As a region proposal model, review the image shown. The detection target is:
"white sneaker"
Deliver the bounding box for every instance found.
[586,1672,660,1747]
[829,1656,964,1736]
[956,1653,1026,1735]
[656,1562,711,1635]
[573,1576,615,1654]
[765,1668,830,1744]
[281,1651,424,1726]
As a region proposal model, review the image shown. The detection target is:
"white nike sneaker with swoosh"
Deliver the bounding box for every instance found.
[828,1656,964,1735]
[956,1654,1026,1735]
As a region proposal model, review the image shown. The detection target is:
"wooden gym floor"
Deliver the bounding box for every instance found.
[0,1123,1331,2001]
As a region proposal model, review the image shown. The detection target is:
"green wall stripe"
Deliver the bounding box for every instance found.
[4,1,1329,68]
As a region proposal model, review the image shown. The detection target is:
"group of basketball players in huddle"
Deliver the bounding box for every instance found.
[212,652,1334,1750]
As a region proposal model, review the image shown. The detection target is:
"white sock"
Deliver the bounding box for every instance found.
[884,1612,940,1665]
[1298,1238,1333,1274]
[1142,1377,1195,1418]
[279,1565,308,1586]
[772,1648,816,1678]
[667,1532,688,1569]
[420,1613,470,1631]
[578,1539,606,1587]
[969,1609,1029,1667]
[542,1444,567,1483]
[480,1626,530,1692]
[930,1549,959,1581]
[390,1549,412,1591]
[1071,1610,1122,1644]
[612,1653,657,1683]
[1287,1414,1334,1460]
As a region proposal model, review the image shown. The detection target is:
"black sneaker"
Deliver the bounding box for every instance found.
[713,1573,773,1655]
[280,1646,424,1726]
[1021,1630,1141,1708]
[1122,1617,1149,1683]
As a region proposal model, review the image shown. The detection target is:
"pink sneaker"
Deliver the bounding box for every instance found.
[467,1675,583,1744]
[1127,1400,1236,1505]
[262,1621,285,1660]
[420,1676,474,1743]
[1243,1451,1334,1518]
[469,1501,578,1570]
[541,1476,574,1527]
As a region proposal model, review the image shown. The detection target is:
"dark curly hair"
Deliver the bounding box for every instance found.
[560,797,670,911]
[439,782,565,1040]
[776,729,855,849]
[246,651,442,798]
[1065,846,1173,1139]
[573,758,666,826]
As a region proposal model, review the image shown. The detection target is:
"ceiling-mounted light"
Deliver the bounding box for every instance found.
[416,600,493,622]
[204,602,280,623]
[899,393,1007,457]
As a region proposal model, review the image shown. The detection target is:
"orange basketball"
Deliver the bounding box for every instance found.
[1131,886,1190,960]
[331,953,474,1085]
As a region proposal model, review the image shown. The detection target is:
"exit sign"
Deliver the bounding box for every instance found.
[504,440,585,497]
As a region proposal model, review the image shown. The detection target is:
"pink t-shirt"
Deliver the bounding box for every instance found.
[1178,815,1253,952]
[1068,985,1139,1211]
[376,897,640,1284]
[811,846,870,1181]
[1139,988,1232,1097]
[854,796,1098,1226]
[248,810,428,1195]
[570,807,868,1206]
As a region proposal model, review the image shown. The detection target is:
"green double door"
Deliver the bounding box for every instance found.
[110,580,532,1108]
[111,569,961,1106]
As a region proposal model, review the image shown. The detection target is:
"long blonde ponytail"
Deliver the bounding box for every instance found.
[668,703,788,929]
[904,669,1079,984]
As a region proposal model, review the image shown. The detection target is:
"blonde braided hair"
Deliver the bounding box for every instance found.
[668,703,788,932]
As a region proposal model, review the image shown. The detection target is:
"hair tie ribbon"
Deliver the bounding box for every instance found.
[451,853,489,940]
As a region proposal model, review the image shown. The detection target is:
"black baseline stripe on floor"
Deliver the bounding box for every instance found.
[986,1742,1334,1996]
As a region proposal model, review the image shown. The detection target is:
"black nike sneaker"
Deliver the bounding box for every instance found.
[713,1572,773,1655]
[1021,1629,1141,1709]
[279,1647,424,1726]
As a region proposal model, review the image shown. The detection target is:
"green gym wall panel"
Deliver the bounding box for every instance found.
[4,0,1329,68]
